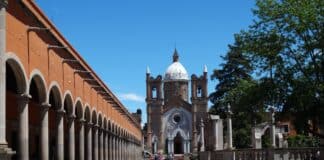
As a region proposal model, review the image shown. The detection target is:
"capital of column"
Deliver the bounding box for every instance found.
[0,0,8,8]
[78,118,86,124]
[68,114,76,121]
[57,109,66,115]
[17,93,32,103]
[93,124,100,129]
[41,102,51,110]
[86,122,93,127]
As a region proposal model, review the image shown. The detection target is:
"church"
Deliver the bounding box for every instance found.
[145,49,209,154]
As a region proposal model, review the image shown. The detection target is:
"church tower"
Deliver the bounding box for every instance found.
[146,49,208,154]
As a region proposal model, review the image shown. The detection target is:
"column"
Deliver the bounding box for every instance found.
[17,94,30,160]
[192,104,198,152]
[210,115,220,151]
[111,136,114,160]
[86,122,93,160]
[78,119,85,160]
[109,135,112,160]
[0,0,8,148]
[200,118,205,151]
[116,138,119,160]
[226,104,233,150]
[183,140,187,154]
[99,128,103,160]
[270,107,276,148]
[68,115,76,160]
[214,119,218,150]
[171,139,174,154]
[40,103,51,160]
[104,132,108,160]
[57,109,65,160]
[93,125,99,160]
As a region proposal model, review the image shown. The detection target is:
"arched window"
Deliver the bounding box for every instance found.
[197,86,202,98]
[152,87,157,99]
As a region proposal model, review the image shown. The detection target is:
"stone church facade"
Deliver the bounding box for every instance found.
[146,50,208,154]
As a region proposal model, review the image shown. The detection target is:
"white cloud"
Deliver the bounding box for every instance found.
[118,93,145,103]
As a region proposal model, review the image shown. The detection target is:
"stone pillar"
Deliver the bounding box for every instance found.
[183,140,187,154]
[167,139,171,154]
[199,118,205,152]
[78,119,85,160]
[99,128,103,160]
[93,125,99,160]
[226,104,233,150]
[270,107,276,148]
[210,115,220,151]
[115,138,118,160]
[171,139,174,154]
[86,123,93,160]
[68,115,76,160]
[104,132,108,160]
[0,0,8,147]
[57,109,65,160]
[192,104,198,152]
[40,103,51,160]
[109,135,112,160]
[0,1,14,157]
[112,136,115,160]
[117,138,120,160]
[17,94,30,160]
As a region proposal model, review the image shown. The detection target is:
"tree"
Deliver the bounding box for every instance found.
[210,0,324,148]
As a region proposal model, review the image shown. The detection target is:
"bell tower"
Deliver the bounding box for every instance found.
[191,65,208,152]
[146,67,163,153]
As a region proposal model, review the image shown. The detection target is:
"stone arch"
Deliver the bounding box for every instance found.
[5,53,29,159]
[47,82,63,109]
[5,55,28,94]
[111,122,115,133]
[171,128,188,140]
[27,70,49,159]
[117,125,120,136]
[47,82,63,159]
[29,70,47,103]
[91,109,97,125]
[103,117,108,131]
[98,113,103,128]
[63,91,74,116]
[84,106,91,123]
[74,99,83,120]
[108,120,112,132]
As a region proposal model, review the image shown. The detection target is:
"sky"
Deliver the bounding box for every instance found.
[36,0,255,125]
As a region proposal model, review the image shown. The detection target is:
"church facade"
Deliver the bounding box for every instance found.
[146,50,208,154]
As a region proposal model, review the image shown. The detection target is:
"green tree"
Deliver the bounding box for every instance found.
[210,0,324,148]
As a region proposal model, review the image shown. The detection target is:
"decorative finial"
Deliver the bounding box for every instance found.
[173,48,179,62]
[203,65,208,73]
[146,66,151,74]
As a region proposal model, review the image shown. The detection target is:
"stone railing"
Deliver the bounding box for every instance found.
[200,148,323,160]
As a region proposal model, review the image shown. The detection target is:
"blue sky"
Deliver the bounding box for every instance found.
[36,0,255,125]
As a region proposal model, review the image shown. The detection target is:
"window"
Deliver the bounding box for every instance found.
[152,87,157,99]
[173,114,181,123]
[197,86,202,98]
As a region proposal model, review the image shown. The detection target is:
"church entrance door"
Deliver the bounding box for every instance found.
[174,132,183,154]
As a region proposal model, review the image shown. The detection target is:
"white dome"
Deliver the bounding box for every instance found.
[164,62,189,81]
